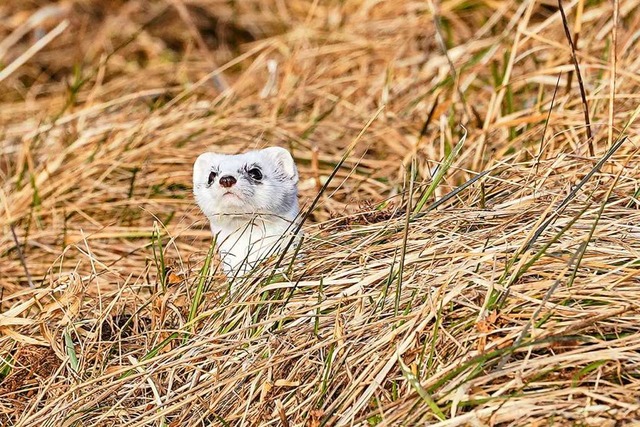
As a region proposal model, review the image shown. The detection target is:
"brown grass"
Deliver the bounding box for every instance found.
[1,0,640,425]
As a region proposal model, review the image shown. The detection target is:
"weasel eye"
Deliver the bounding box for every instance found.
[207,171,217,185]
[247,168,263,181]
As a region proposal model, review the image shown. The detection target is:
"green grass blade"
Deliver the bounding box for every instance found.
[413,125,467,215]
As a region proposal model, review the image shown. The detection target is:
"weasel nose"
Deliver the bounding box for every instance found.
[219,175,237,188]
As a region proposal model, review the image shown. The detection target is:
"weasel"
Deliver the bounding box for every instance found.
[193,147,300,277]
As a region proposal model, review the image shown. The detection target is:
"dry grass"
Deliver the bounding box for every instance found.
[1,0,640,425]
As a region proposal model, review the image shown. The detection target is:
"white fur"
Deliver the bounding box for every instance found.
[193,147,300,276]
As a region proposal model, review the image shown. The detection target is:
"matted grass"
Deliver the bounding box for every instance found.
[1,0,640,425]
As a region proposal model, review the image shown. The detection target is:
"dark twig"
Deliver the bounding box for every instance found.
[558,0,594,156]
[10,224,34,288]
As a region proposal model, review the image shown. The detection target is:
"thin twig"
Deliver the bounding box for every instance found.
[558,0,594,156]
[10,224,34,288]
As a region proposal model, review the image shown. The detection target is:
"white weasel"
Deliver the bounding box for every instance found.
[193,147,300,276]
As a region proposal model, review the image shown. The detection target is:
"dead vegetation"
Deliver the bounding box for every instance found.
[1,0,640,425]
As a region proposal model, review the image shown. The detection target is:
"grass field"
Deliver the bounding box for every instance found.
[1,0,640,425]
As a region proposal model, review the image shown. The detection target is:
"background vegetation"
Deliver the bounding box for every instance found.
[1,0,639,425]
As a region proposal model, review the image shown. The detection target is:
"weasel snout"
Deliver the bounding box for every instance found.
[219,175,237,188]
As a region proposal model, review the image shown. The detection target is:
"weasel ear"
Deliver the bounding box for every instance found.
[193,152,219,184]
[263,147,298,182]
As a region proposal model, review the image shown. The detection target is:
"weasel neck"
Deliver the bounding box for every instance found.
[209,212,300,276]
[209,212,298,241]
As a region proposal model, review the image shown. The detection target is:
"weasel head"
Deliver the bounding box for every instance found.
[193,147,299,221]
